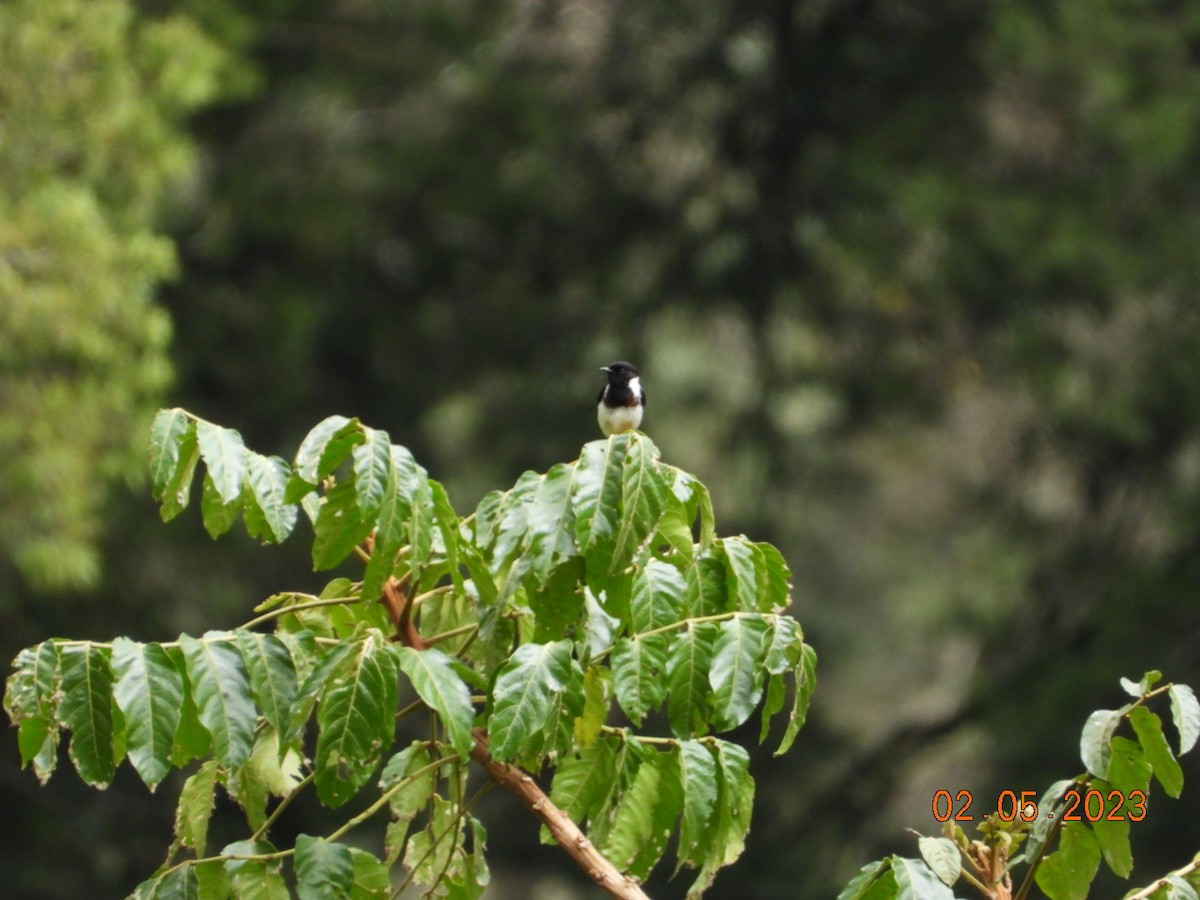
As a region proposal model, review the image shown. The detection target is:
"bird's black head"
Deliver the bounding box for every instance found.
[601,361,639,384]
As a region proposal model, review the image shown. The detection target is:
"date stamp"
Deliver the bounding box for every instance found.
[932,788,1147,823]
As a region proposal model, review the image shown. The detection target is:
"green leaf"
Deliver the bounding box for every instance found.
[917,837,961,887]
[348,848,392,899]
[381,742,437,862]
[5,641,60,782]
[159,423,200,522]
[892,856,956,899]
[200,472,242,539]
[777,642,817,756]
[244,453,297,543]
[179,633,257,771]
[247,729,303,798]
[196,421,246,505]
[722,536,766,613]
[667,621,716,739]
[1026,779,1078,865]
[610,634,669,726]
[631,558,687,633]
[1035,821,1101,900]
[612,433,668,572]
[837,860,892,900]
[59,643,115,787]
[283,640,357,748]
[629,750,684,880]
[685,552,728,617]
[222,840,289,900]
[687,740,754,898]
[573,436,629,577]
[443,815,490,900]
[131,865,201,899]
[758,542,793,612]
[111,639,183,791]
[573,665,611,748]
[312,479,373,571]
[395,646,474,758]
[16,717,58,785]
[528,559,585,642]
[1120,670,1162,697]
[709,614,770,731]
[170,666,214,767]
[1107,736,1152,797]
[603,749,682,880]
[314,635,399,807]
[1081,708,1124,779]
[484,470,540,566]
[362,445,433,599]
[1088,778,1132,878]
[405,793,464,890]
[1128,706,1184,797]
[234,631,297,738]
[582,588,620,662]
[548,735,620,828]
[149,408,192,499]
[174,760,219,857]
[524,462,580,585]
[194,859,231,899]
[763,615,801,675]
[676,739,719,873]
[1169,684,1200,754]
[657,490,697,559]
[352,427,392,521]
[293,415,355,484]
[488,640,578,761]
[689,477,715,551]
[295,835,354,900]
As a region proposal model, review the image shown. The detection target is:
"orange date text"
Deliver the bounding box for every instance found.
[931,788,1147,823]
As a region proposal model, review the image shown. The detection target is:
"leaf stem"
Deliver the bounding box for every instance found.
[324,752,461,844]
[239,595,360,630]
[424,623,479,647]
[1123,851,1200,899]
[596,610,773,660]
[251,772,315,842]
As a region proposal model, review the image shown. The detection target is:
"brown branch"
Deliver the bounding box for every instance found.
[468,729,650,900]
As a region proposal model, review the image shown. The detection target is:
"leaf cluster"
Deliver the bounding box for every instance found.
[840,672,1200,900]
[5,409,816,898]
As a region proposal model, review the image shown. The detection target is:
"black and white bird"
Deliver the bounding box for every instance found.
[597,361,646,436]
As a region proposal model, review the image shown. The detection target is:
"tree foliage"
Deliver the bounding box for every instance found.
[5,411,815,897]
[841,673,1200,900]
[0,0,247,589]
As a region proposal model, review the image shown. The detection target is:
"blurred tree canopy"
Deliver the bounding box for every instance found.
[5,0,1200,897]
[0,0,249,589]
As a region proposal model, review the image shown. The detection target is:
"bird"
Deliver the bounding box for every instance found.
[597,361,646,436]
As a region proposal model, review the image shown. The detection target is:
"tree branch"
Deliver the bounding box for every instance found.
[468,729,650,900]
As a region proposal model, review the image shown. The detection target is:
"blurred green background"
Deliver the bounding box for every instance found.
[4,0,1200,896]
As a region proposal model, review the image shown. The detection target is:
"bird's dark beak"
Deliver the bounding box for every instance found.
[599,366,611,373]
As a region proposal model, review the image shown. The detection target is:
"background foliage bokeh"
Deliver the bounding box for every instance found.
[3,0,1200,897]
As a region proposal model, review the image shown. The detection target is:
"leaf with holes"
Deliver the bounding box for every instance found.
[611,635,669,726]
[59,644,115,787]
